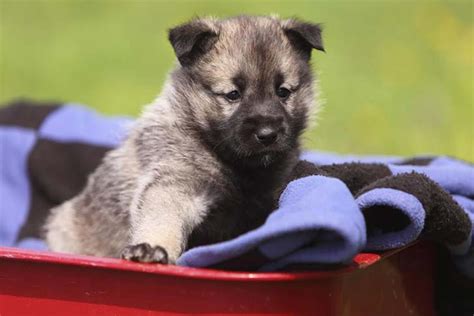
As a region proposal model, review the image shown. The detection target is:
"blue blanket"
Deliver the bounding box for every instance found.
[1,101,473,277]
[179,155,474,274]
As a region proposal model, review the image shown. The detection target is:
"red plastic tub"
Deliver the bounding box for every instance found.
[0,242,435,315]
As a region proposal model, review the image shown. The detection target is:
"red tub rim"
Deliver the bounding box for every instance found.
[0,245,413,282]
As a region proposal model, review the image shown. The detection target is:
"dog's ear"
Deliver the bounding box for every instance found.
[168,19,219,66]
[282,19,324,60]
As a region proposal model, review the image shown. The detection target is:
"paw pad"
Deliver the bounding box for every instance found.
[121,243,168,264]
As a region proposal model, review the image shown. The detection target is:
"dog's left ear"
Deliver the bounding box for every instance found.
[282,19,324,60]
[168,19,219,67]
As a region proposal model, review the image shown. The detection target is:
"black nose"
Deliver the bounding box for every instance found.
[255,127,278,145]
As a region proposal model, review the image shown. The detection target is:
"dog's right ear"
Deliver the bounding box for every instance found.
[168,19,219,67]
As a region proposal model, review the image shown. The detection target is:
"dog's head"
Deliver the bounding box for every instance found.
[168,16,324,168]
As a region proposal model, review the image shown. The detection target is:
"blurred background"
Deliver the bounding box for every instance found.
[1,0,472,160]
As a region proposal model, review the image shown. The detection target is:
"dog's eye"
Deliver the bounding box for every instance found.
[225,90,241,102]
[277,87,291,99]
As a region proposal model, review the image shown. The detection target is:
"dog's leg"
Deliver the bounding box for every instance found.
[121,171,212,264]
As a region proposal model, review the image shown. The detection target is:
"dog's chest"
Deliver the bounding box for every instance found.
[186,169,282,250]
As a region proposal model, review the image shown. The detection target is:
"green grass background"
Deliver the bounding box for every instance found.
[1,0,472,160]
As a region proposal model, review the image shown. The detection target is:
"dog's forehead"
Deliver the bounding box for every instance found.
[219,16,284,42]
[217,17,294,69]
[199,17,301,89]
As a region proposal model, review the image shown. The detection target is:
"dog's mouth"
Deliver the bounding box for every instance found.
[237,141,291,166]
[210,125,293,167]
[243,150,288,168]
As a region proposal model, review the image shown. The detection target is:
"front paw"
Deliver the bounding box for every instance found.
[121,243,169,264]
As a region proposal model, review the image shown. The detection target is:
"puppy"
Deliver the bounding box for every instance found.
[45,15,324,264]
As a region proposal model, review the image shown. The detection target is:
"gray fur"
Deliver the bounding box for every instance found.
[45,15,324,264]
